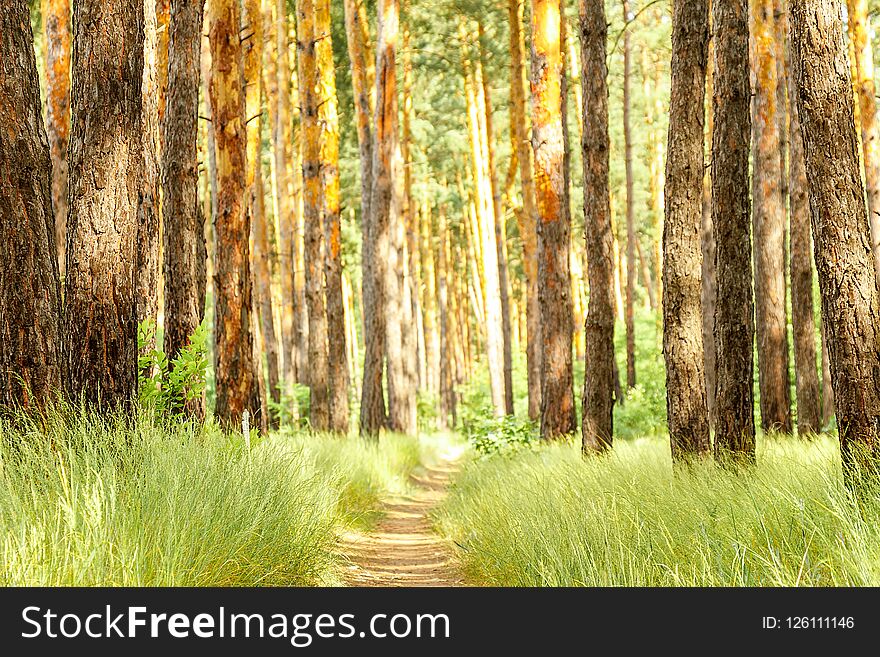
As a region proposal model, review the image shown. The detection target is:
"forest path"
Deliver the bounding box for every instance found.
[338,453,466,587]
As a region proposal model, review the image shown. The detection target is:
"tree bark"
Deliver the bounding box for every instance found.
[63,0,143,410]
[711,0,756,463]
[509,0,542,420]
[846,0,880,286]
[296,0,330,431]
[663,0,711,462]
[580,0,616,451]
[791,0,880,487]
[207,0,261,426]
[701,25,717,426]
[786,31,821,436]
[162,0,206,382]
[622,0,637,390]
[42,0,71,278]
[751,0,792,434]
[315,0,350,433]
[0,0,63,409]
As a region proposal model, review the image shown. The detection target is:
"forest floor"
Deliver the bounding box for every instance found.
[338,454,465,587]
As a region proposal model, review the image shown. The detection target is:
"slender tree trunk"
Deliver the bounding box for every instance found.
[42,0,71,278]
[820,322,834,426]
[791,0,880,487]
[701,27,717,426]
[580,0,616,451]
[419,201,440,395]
[846,0,880,286]
[712,0,756,463]
[0,0,63,409]
[316,0,350,433]
[509,0,542,420]
[162,0,207,419]
[361,0,399,436]
[207,0,260,426]
[437,204,456,428]
[663,0,711,462]
[622,0,637,390]
[296,0,330,431]
[63,0,143,409]
[530,0,577,438]
[138,0,161,337]
[786,30,821,437]
[480,23,515,416]
[751,0,792,434]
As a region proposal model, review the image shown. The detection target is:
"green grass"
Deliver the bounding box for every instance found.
[436,436,880,586]
[0,407,439,586]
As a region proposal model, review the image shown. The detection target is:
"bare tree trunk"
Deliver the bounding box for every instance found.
[751,0,792,434]
[791,0,880,487]
[711,0,756,463]
[42,0,71,278]
[663,0,711,462]
[580,0,616,451]
[701,27,717,427]
[509,0,542,420]
[0,0,63,409]
[316,0,350,433]
[207,0,261,426]
[786,30,821,436]
[63,0,143,410]
[162,0,207,419]
[622,0,636,390]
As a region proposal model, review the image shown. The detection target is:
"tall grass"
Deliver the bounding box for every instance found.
[0,408,434,586]
[437,437,880,586]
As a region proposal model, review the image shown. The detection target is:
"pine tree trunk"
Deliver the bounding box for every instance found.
[711,0,756,462]
[846,0,880,286]
[580,0,616,450]
[63,0,143,409]
[820,322,834,426]
[207,0,261,426]
[509,0,542,420]
[0,0,63,409]
[162,0,206,378]
[361,0,399,436]
[42,0,71,278]
[316,0,350,433]
[791,0,880,487]
[663,0,711,462]
[786,31,821,436]
[139,0,161,336]
[751,0,792,434]
[531,0,576,438]
[419,201,440,395]
[622,0,637,390]
[296,0,330,431]
[701,31,717,427]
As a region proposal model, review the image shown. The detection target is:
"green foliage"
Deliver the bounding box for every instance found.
[437,437,880,586]
[267,382,311,428]
[138,320,209,417]
[465,413,539,456]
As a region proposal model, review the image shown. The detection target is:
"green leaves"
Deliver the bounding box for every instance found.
[137,320,210,417]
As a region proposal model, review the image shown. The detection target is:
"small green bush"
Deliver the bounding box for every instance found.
[138,320,209,417]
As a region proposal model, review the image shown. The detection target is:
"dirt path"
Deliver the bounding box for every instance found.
[338,458,465,587]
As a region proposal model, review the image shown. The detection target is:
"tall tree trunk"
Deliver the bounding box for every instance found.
[419,201,440,395]
[751,0,792,434]
[701,26,717,427]
[0,0,63,409]
[162,0,207,418]
[791,0,880,487]
[663,0,711,462]
[531,0,577,438]
[480,22,515,416]
[361,0,399,436]
[580,0,616,451]
[786,28,821,437]
[622,0,637,390]
[437,203,456,428]
[846,0,880,286]
[63,0,143,409]
[712,0,756,463]
[509,0,542,420]
[139,0,161,337]
[820,321,834,426]
[207,0,260,426]
[316,0,350,433]
[296,0,330,431]
[42,0,71,278]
